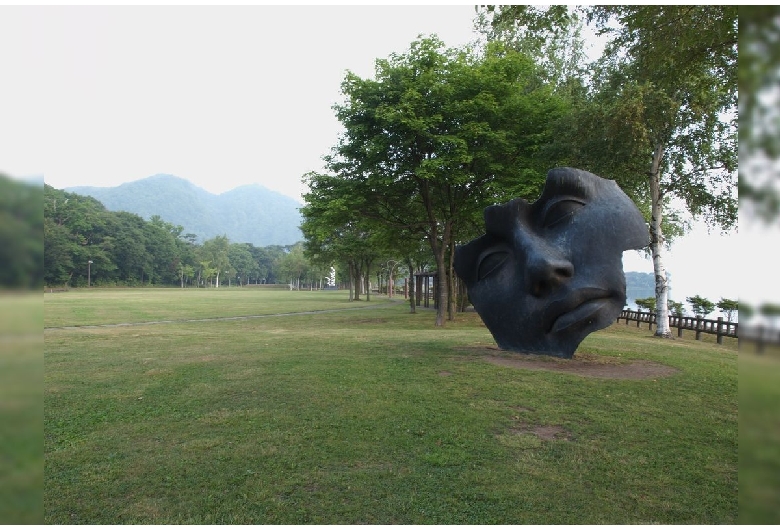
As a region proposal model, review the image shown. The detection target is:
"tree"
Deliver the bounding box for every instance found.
[565,6,736,338]
[143,215,181,285]
[668,299,686,318]
[276,243,310,290]
[476,5,587,94]
[739,7,780,223]
[0,175,43,288]
[687,295,716,319]
[179,263,195,288]
[717,298,738,322]
[474,6,737,338]
[228,243,258,286]
[634,297,656,313]
[201,235,230,288]
[322,37,565,325]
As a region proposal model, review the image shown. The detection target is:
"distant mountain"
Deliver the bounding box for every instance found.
[67,174,302,246]
[624,271,674,309]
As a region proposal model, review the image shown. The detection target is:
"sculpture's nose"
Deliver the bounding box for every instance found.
[523,240,573,298]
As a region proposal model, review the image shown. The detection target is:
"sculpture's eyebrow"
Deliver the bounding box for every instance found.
[483,198,528,240]
[535,169,595,207]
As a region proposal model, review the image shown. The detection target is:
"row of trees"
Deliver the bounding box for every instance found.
[0,174,43,289]
[635,296,738,321]
[300,6,737,331]
[44,184,320,289]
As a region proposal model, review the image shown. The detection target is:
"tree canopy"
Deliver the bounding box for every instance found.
[481,6,736,337]
[305,36,568,325]
[0,175,43,289]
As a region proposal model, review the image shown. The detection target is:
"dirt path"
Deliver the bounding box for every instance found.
[459,347,678,380]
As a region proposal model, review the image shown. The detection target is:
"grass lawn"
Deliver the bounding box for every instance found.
[1,293,43,524]
[44,288,737,524]
[738,348,780,523]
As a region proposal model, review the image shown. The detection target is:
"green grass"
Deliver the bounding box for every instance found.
[739,349,780,523]
[1,293,43,524]
[44,288,737,524]
[43,287,387,328]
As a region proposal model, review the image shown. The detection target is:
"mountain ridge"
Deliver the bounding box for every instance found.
[66,174,303,247]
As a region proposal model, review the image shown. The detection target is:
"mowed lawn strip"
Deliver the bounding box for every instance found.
[44,289,737,524]
[43,288,393,329]
[1,294,43,524]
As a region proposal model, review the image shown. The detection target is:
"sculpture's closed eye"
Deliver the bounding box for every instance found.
[477,247,510,280]
[543,198,585,228]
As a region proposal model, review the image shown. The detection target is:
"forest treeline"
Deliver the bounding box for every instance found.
[0,174,43,289]
[43,183,321,289]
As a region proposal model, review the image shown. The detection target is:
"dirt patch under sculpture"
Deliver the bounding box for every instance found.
[464,347,679,380]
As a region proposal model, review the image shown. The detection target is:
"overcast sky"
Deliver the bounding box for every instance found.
[1,5,749,310]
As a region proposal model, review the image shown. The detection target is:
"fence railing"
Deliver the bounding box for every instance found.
[739,324,780,353]
[617,309,738,344]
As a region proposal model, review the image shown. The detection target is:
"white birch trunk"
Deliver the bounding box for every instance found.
[649,143,672,337]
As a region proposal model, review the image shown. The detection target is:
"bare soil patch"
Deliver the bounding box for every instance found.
[510,423,571,441]
[460,346,679,380]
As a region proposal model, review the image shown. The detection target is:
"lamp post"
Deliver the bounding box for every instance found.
[88,260,93,287]
[386,260,398,298]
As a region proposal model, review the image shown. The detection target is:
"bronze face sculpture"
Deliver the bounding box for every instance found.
[454,167,650,358]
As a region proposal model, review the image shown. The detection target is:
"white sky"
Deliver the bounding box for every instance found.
[1,4,750,312]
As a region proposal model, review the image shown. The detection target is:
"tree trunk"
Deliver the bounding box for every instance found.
[649,142,672,337]
[420,179,449,327]
[407,261,416,314]
[353,260,362,300]
[348,261,355,301]
[447,233,457,321]
[364,259,371,302]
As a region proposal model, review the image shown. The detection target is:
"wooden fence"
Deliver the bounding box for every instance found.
[738,324,780,353]
[617,309,738,344]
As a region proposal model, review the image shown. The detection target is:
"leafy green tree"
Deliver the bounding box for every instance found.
[228,243,258,286]
[143,216,181,285]
[179,263,195,288]
[717,298,738,322]
[759,303,780,318]
[276,243,310,291]
[550,6,737,338]
[687,295,716,319]
[44,185,118,286]
[108,211,150,285]
[201,235,230,288]
[43,217,77,286]
[250,244,287,284]
[668,299,686,318]
[323,37,565,325]
[634,297,656,313]
[197,259,218,287]
[739,7,780,223]
[300,172,388,301]
[0,175,43,288]
[476,5,586,94]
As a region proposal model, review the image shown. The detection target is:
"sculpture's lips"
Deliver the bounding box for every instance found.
[545,288,617,334]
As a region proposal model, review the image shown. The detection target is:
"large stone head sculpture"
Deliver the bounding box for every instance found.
[454,167,650,358]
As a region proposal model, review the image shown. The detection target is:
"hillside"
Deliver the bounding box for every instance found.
[624,271,674,309]
[67,174,302,246]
